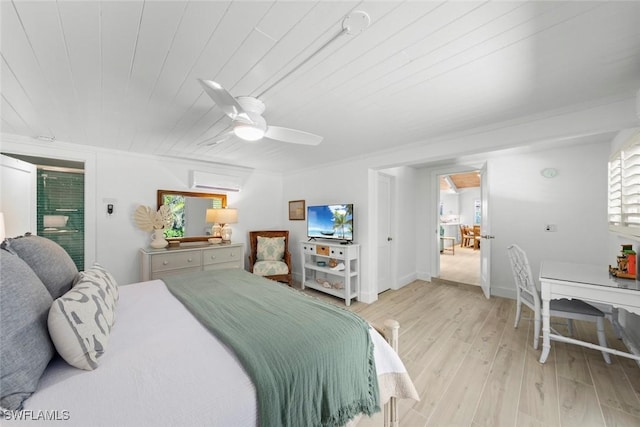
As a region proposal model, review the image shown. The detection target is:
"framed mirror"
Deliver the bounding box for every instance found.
[157,190,227,242]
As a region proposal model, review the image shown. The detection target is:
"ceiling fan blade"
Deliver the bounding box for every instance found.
[197,127,234,146]
[197,79,250,121]
[264,126,323,146]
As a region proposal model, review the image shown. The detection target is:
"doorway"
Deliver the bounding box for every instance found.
[1,153,85,270]
[437,170,481,286]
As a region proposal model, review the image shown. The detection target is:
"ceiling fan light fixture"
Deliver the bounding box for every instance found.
[234,124,265,141]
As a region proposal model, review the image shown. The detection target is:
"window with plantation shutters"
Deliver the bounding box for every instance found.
[609,131,640,236]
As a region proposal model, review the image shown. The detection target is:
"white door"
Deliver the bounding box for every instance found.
[1,154,37,237]
[480,163,492,299]
[377,173,392,293]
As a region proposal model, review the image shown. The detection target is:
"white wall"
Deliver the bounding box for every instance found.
[1,135,284,285]
[414,139,612,298]
[459,188,481,225]
[283,161,371,297]
[440,193,459,219]
[282,160,418,303]
[486,140,611,298]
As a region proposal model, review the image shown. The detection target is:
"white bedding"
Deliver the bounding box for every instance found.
[7,280,415,426]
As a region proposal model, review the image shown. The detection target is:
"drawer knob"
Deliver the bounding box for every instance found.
[210,255,216,259]
[163,261,169,265]
[187,258,193,263]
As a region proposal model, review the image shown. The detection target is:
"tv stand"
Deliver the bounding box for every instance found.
[301,241,359,306]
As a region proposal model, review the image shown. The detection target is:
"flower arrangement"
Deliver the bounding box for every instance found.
[134,205,173,231]
[134,205,173,249]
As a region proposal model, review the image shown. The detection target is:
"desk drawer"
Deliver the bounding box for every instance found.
[203,246,242,266]
[151,251,201,272]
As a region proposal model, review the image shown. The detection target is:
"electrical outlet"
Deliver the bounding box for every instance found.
[545,224,557,232]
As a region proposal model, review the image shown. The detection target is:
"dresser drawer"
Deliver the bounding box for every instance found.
[152,266,201,280]
[203,246,242,266]
[140,243,244,282]
[151,251,201,272]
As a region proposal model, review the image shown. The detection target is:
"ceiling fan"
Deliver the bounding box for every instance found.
[197,79,323,146]
[197,10,371,147]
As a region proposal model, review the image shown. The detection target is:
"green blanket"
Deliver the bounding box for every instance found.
[162,269,379,427]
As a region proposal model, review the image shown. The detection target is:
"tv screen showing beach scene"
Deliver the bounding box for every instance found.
[307,204,354,241]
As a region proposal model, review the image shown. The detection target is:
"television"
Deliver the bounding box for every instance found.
[307,204,354,242]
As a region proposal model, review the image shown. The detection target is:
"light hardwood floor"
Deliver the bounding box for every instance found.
[439,244,480,286]
[300,279,640,427]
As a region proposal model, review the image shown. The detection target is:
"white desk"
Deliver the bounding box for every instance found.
[539,261,640,364]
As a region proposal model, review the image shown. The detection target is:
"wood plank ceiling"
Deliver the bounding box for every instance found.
[2,1,640,172]
[440,172,480,191]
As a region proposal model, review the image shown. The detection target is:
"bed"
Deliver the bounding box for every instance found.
[1,235,418,426]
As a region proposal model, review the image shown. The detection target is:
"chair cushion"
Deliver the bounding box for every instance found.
[253,260,289,276]
[550,298,604,317]
[0,249,55,410]
[256,236,285,261]
[6,234,78,299]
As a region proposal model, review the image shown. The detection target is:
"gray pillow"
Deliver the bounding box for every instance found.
[0,249,55,410]
[8,235,78,299]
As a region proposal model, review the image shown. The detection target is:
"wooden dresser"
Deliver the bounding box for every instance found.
[139,243,244,281]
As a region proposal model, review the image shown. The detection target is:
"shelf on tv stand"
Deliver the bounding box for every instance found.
[300,241,359,306]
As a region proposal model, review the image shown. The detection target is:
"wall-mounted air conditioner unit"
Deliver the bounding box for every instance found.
[190,170,242,192]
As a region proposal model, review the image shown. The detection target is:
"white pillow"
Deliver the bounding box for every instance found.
[74,263,119,311]
[48,270,117,370]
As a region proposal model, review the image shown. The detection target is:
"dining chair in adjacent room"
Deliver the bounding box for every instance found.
[507,244,611,363]
[459,225,474,248]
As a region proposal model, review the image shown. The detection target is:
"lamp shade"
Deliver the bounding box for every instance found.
[206,208,238,225]
[205,209,217,223]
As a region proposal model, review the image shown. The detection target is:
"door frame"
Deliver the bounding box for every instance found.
[430,163,485,282]
[479,162,491,298]
[1,154,37,236]
[376,172,395,293]
[1,135,97,267]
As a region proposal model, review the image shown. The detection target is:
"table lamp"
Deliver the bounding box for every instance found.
[206,209,222,237]
[206,208,238,243]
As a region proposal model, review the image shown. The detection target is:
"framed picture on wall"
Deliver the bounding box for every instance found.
[289,200,305,220]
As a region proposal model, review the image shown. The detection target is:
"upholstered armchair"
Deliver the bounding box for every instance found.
[248,230,292,285]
